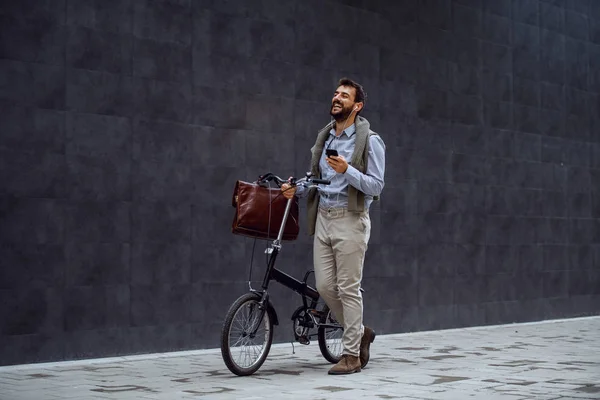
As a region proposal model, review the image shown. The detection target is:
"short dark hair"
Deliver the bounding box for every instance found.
[338,77,367,105]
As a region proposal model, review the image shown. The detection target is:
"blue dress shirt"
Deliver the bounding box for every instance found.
[298,123,386,210]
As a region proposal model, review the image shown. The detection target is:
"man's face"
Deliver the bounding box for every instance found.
[330,85,357,121]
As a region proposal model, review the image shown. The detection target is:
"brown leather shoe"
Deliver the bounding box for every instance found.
[360,326,376,368]
[328,355,361,375]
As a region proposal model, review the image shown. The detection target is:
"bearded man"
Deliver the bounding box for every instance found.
[282,78,386,375]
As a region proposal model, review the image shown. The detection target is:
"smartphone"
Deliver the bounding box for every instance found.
[325,149,338,158]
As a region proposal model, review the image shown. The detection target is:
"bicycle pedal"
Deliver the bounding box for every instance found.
[309,309,326,318]
[298,336,310,345]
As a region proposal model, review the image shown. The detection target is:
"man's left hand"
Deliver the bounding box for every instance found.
[327,155,348,174]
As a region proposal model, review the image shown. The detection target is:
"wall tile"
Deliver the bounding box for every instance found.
[0,198,65,245]
[66,113,131,201]
[0,244,64,289]
[453,3,481,37]
[417,89,450,121]
[133,38,191,83]
[482,0,512,18]
[132,119,193,202]
[63,286,106,331]
[417,243,456,276]
[514,104,540,133]
[484,101,513,129]
[454,275,486,304]
[540,82,564,110]
[480,13,511,45]
[419,305,459,330]
[132,201,191,243]
[248,20,295,63]
[419,0,452,30]
[513,49,540,81]
[455,303,486,327]
[0,334,64,365]
[66,243,130,286]
[538,108,565,137]
[65,201,130,243]
[193,9,250,59]
[512,0,539,25]
[542,244,570,271]
[131,285,191,326]
[192,53,247,91]
[565,37,589,90]
[481,42,512,74]
[67,0,133,34]
[127,324,191,354]
[64,328,129,359]
[0,60,65,110]
[590,44,600,92]
[190,281,246,324]
[450,93,483,125]
[192,86,246,129]
[132,242,191,285]
[0,105,65,154]
[485,245,518,274]
[66,26,132,75]
[134,0,191,45]
[482,70,512,102]
[451,63,481,96]
[245,95,295,134]
[245,58,296,98]
[514,77,540,107]
[565,9,589,41]
[0,15,65,66]
[0,149,65,198]
[133,78,192,123]
[66,69,133,117]
[0,287,63,335]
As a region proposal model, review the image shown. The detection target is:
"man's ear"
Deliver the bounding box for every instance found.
[354,102,364,112]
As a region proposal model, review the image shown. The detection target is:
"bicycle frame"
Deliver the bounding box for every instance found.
[248,176,325,335]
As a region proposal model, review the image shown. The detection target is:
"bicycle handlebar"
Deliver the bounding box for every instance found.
[258,172,330,187]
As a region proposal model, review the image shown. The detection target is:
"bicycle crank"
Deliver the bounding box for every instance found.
[291,307,313,345]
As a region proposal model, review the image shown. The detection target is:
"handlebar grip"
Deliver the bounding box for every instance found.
[312,179,331,185]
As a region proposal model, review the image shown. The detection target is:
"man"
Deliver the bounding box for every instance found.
[282,78,385,375]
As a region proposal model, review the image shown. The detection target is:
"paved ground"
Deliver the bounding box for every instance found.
[0,317,599,400]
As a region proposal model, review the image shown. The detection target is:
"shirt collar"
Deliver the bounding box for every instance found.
[329,123,356,138]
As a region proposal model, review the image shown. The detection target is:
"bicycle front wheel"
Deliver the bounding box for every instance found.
[220,293,274,376]
[317,304,343,364]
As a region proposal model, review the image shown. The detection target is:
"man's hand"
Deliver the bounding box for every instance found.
[327,155,348,174]
[281,182,296,199]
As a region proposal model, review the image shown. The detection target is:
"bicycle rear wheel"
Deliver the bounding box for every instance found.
[317,304,343,364]
[220,293,274,376]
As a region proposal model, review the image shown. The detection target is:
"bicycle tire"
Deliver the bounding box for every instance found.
[220,292,274,376]
[317,304,344,364]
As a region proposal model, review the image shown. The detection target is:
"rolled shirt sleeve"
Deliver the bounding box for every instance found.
[343,134,385,196]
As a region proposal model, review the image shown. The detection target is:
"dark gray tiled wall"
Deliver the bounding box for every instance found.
[1,0,599,365]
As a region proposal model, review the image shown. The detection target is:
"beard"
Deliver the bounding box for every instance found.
[330,101,354,122]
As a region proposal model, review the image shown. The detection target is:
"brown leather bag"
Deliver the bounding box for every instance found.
[231,180,300,241]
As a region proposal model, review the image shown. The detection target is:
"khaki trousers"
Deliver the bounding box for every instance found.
[313,207,371,357]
